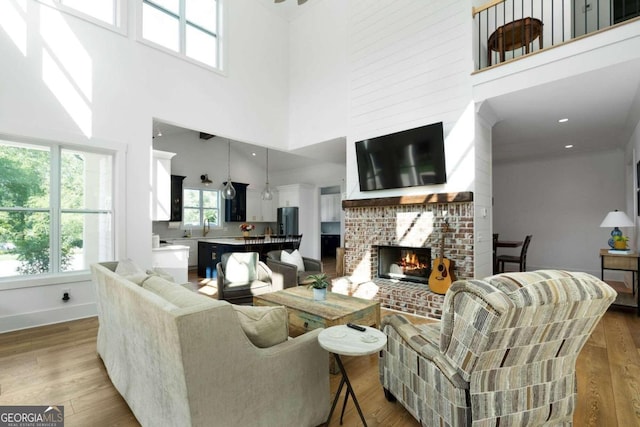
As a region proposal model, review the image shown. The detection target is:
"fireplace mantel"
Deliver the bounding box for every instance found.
[342,191,473,209]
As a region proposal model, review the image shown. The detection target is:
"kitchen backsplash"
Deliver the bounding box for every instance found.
[321,222,340,235]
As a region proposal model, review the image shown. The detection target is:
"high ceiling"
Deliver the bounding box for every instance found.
[153,122,346,172]
[488,57,640,163]
[157,2,640,170]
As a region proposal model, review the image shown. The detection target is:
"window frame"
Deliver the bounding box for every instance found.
[138,0,225,73]
[35,0,128,35]
[182,187,221,228]
[0,136,116,285]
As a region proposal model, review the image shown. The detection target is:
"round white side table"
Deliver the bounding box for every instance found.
[318,325,387,426]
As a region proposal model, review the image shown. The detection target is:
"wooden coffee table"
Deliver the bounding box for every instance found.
[253,287,381,372]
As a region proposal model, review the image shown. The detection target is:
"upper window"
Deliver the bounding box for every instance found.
[142,0,220,69]
[39,0,123,29]
[0,139,114,279]
[183,188,220,229]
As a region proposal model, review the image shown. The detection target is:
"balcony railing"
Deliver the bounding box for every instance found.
[474,0,640,70]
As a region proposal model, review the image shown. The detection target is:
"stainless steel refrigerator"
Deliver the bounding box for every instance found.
[277,207,299,236]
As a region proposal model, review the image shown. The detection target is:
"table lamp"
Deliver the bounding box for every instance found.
[599,210,634,250]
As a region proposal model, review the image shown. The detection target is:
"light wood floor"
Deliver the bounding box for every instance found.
[1,259,640,426]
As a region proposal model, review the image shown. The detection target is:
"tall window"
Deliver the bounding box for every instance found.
[142,0,220,69]
[183,188,219,228]
[39,0,122,28]
[0,139,114,278]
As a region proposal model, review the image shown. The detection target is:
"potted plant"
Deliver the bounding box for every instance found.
[239,223,255,237]
[307,273,330,301]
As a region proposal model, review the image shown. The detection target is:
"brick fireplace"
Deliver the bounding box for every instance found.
[342,192,474,319]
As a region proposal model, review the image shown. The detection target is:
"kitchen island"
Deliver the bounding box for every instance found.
[197,237,298,278]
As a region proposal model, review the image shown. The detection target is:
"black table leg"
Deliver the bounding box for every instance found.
[324,353,368,426]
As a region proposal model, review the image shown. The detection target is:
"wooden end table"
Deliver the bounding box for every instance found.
[318,325,387,427]
[488,17,543,65]
[600,249,640,315]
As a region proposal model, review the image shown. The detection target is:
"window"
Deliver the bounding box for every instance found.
[0,139,114,278]
[39,0,123,28]
[183,188,220,228]
[142,0,220,69]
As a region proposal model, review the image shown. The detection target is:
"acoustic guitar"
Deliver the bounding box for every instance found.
[428,223,455,295]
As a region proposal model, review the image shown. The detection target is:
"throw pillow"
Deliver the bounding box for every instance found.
[256,261,272,282]
[225,252,258,283]
[143,276,214,308]
[146,267,175,282]
[281,249,305,272]
[115,258,148,285]
[233,305,289,348]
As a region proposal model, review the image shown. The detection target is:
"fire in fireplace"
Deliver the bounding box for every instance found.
[376,245,431,284]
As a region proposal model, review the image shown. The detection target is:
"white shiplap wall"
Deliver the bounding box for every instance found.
[345,0,476,202]
[349,0,471,140]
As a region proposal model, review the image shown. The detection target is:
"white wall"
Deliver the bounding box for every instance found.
[288,0,348,148]
[474,109,494,278]
[493,149,626,277]
[0,0,290,332]
[344,0,475,201]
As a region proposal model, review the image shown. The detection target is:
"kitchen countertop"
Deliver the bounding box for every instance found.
[198,237,297,245]
[152,244,190,251]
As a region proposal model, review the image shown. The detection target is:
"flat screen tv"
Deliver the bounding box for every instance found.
[355,122,447,191]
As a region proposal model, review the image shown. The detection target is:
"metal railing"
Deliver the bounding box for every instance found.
[474,0,640,70]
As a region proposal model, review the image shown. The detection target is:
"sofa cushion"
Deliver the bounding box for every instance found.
[146,267,175,283]
[281,249,305,272]
[233,305,289,348]
[225,252,258,283]
[143,276,213,308]
[115,258,148,285]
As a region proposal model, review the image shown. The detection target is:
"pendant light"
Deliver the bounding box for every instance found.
[221,139,236,200]
[261,148,273,200]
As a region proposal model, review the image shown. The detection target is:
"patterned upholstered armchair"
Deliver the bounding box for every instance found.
[380,270,617,426]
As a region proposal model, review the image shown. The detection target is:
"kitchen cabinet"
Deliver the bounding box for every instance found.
[169,239,197,268]
[261,196,276,222]
[224,182,248,222]
[246,188,277,222]
[277,184,301,208]
[320,194,341,222]
[151,150,176,221]
[321,234,341,257]
[170,175,186,222]
[198,241,218,278]
[246,188,261,222]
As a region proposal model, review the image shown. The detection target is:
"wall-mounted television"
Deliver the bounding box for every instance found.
[355,122,447,191]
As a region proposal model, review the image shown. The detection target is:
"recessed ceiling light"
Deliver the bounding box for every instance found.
[565,144,574,149]
[251,152,256,156]
[558,118,569,123]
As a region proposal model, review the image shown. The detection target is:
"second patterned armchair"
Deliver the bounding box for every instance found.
[380,270,616,426]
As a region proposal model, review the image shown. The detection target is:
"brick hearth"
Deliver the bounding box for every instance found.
[342,192,474,319]
[374,278,445,319]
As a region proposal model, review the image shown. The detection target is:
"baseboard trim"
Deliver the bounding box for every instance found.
[0,303,97,334]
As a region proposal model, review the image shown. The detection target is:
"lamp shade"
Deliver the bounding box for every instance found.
[600,210,634,228]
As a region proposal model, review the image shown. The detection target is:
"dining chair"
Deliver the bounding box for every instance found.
[497,234,532,273]
[492,233,499,274]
